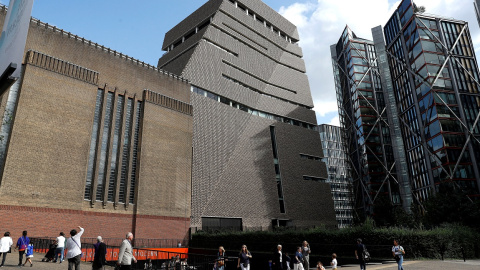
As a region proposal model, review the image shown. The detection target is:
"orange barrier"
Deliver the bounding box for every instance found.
[82,247,188,261]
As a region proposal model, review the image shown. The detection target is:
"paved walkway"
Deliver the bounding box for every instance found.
[1,252,480,269]
[341,259,480,270]
[0,251,115,269]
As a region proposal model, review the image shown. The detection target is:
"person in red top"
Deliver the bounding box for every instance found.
[14,231,29,266]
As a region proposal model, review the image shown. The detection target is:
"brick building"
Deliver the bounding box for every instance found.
[0,5,193,241]
[158,0,336,230]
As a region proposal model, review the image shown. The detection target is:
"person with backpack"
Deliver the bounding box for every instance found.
[354,238,367,270]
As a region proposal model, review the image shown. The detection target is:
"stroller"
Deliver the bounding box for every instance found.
[41,243,57,262]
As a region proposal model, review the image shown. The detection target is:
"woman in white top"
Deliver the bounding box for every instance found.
[392,239,405,270]
[0,232,13,267]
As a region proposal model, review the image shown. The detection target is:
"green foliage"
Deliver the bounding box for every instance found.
[421,184,480,229]
[191,223,480,260]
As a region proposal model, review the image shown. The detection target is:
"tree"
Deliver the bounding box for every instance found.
[413,3,426,14]
[422,183,480,229]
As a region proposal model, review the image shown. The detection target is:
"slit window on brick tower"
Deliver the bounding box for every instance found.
[96,92,114,202]
[85,89,104,201]
[84,91,140,205]
[107,95,125,202]
[270,126,286,213]
[119,98,134,204]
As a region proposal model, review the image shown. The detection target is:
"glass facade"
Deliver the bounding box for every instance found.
[319,124,354,228]
[384,0,480,201]
[331,26,401,217]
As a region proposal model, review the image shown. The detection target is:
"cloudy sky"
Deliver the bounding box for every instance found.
[277,0,480,126]
[1,0,478,126]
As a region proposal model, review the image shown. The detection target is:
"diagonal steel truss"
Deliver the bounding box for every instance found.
[333,17,480,219]
[333,36,402,218]
[383,17,480,205]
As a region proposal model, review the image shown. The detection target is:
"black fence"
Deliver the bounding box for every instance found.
[30,237,220,270]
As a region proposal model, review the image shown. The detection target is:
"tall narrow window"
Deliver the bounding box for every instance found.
[107,95,125,202]
[96,92,114,202]
[119,98,134,203]
[270,126,286,213]
[129,101,142,204]
[85,90,104,200]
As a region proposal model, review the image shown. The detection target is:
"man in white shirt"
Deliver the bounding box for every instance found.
[66,226,84,270]
[54,232,66,263]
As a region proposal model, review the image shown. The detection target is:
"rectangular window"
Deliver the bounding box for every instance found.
[129,101,142,204]
[303,176,327,182]
[119,98,134,203]
[270,126,286,213]
[96,92,115,202]
[84,89,104,200]
[107,95,125,202]
[202,217,242,231]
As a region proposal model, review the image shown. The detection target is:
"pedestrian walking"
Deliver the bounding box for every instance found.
[117,232,137,270]
[273,244,283,270]
[316,261,325,270]
[14,231,29,266]
[92,236,107,270]
[54,232,66,263]
[331,253,337,270]
[237,245,251,270]
[66,226,84,270]
[23,243,34,267]
[215,246,226,270]
[294,247,304,270]
[301,241,310,270]
[285,253,291,270]
[0,232,13,267]
[392,239,405,270]
[354,238,366,270]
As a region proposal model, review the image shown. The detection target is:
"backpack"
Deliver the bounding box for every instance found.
[362,245,371,262]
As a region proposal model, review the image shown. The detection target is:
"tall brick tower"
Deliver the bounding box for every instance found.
[158,0,337,230]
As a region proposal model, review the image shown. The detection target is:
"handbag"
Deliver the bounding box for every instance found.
[362,245,371,262]
[394,255,400,262]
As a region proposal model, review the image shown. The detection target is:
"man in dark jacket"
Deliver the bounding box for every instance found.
[92,236,107,270]
[354,238,366,270]
[273,244,283,270]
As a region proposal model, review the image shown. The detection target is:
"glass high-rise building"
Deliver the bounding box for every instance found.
[474,0,480,27]
[383,0,480,201]
[319,124,354,228]
[331,26,403,219]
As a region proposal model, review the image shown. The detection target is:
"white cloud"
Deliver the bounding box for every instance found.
[278,0,480,126]
[328,115,340,126]
[312,99,338,117]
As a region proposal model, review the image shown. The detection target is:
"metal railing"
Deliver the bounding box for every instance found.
[30,237,187,249]
[30,237,218,270]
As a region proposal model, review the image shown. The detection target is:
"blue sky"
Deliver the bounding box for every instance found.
[1,0,478,126]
